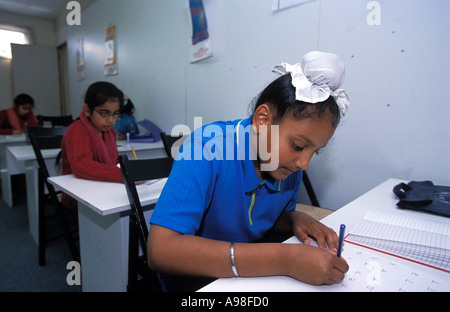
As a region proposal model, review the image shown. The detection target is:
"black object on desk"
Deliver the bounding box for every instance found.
[393,180,450,218]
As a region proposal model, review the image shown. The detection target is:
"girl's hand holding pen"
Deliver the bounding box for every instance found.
[284,244,349,285]
[284,211,349,285]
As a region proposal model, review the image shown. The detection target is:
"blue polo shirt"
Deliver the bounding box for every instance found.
[150,117,302,243]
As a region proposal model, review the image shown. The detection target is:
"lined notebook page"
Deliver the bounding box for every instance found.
[363,209,450,236]
[346,209,450,272]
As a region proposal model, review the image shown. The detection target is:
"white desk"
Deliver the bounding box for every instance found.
[7,141,165,245]
[199,178,450,292]
[116,140,165,159]
[7,145,61,245]
[0,134,26,207]
[48,174,167,292]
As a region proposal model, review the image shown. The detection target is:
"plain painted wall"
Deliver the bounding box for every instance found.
[57,0,450,210]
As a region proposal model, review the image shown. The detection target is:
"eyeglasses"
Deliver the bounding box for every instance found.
[94,109,120,119]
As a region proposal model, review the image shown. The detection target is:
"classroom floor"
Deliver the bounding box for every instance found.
[296,203,334,221]
[0,184,81,292]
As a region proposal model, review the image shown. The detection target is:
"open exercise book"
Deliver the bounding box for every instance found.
[345,208,450,273]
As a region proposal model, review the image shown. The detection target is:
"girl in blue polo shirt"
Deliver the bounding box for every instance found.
[149,51,350,290]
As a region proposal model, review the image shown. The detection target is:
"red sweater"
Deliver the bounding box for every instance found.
[61,119,123,210]
[0,109,40,134]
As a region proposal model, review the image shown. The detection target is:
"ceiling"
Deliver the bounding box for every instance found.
[0,0,77,20]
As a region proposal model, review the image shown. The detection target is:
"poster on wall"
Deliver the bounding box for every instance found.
[272,0,316,11]
[76,39,85,81]
[187,0,212,63]
[105,25,118,76]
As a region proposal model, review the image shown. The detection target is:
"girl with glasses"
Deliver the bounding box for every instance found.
[60,81,124,210]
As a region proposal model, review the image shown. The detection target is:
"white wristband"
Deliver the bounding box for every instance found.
[230,242,239,278]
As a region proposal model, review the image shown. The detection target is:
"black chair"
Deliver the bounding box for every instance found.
[26,126,68,145]
[160,132,186,158]
[28,132,79,266]
[119,154,174,292]
[302,171,320,207]
[37,115,74,127]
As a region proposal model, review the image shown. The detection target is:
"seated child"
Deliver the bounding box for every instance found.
[0,94,40,135]
[61,82,124,210]
[148,51,350,290]
[113,97,140,141]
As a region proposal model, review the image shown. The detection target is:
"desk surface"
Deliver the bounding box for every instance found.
[44,141,165,216]
[48,174,167,216]
[7,141,164,162]
[0,134,26,144]
[8,145,60,161]
[199,178,450,292]
[116,140,163,152]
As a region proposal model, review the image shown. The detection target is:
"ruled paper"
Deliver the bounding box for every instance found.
[346,209,450,272]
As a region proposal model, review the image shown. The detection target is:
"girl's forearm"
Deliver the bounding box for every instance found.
[148,225,290,278]
[148,224,348,285]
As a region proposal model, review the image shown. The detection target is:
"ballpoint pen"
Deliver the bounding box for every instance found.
[337,224,345,258]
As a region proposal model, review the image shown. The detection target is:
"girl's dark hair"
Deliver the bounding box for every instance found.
[84,82,124,110]
[252,74,341,127]
[120,99,135,116]
[14,94,35,108]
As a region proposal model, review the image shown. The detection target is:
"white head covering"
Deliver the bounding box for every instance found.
[273,51,350,116]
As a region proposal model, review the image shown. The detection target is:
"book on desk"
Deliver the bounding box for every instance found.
[345,208,450,273]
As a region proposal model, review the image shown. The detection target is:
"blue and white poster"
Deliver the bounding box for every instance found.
[188,0,212,63]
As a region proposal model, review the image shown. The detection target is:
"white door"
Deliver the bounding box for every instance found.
[11,44,61,117]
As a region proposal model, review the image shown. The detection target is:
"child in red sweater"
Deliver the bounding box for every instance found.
[61,82,124,210]
[0,94,40,135]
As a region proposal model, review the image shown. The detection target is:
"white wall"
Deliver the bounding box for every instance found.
[57,0,450,210]
[313,0,450,208]
[57,0,188,130]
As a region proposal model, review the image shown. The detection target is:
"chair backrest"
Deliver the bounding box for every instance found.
[37,115,74,127]
[26,126,68,144]
[160,132,186,158]
[28,133,65,203]
[119,154,173,292]
[119,155,174,257]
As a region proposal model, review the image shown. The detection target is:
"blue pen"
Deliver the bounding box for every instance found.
[337,224,346,258]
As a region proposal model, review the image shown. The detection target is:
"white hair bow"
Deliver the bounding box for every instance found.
[273,51,350,116]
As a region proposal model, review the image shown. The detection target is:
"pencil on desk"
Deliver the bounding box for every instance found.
[131,147,138,160]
